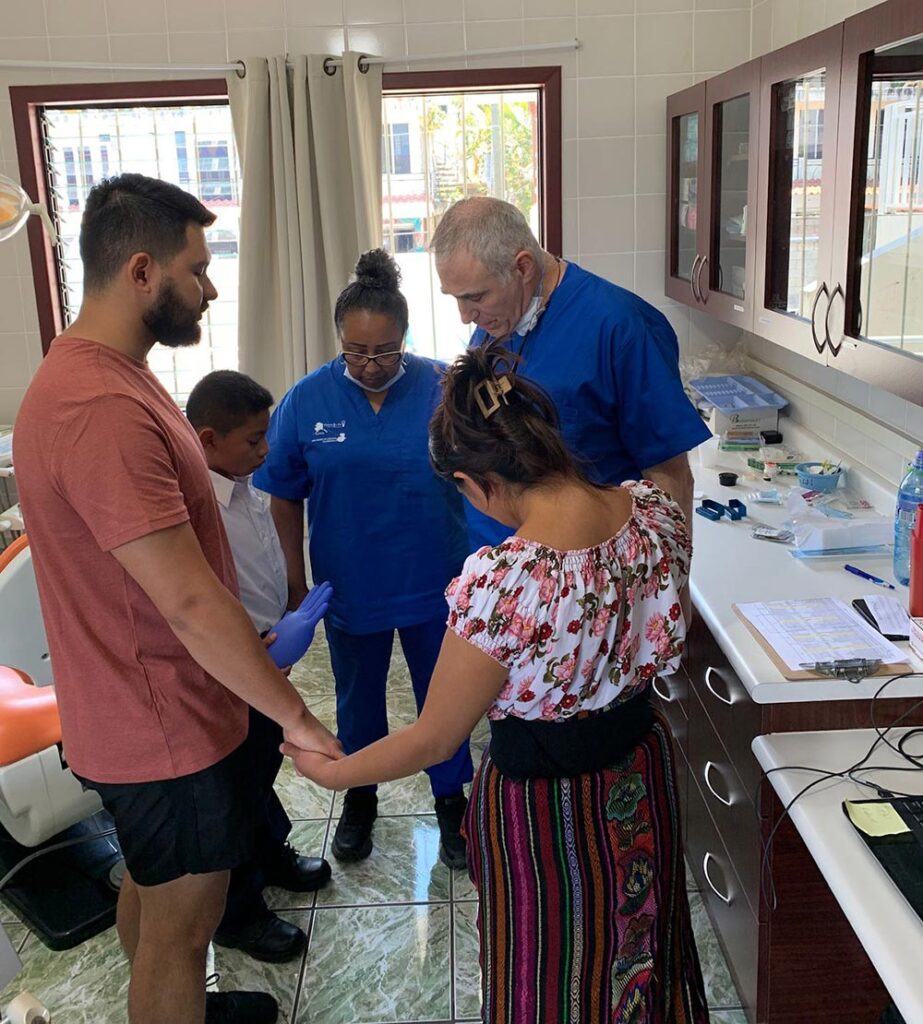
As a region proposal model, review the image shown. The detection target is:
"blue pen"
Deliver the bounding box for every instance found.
[844,564,896,590]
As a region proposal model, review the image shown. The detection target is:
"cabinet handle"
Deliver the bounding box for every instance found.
[810,281,829,355]
[703,760,734,807]
[703,852,733,905]
[651,677,673,703]
[825,282,844,357]
[704,666,734,706]
[690,254,702,302]
[696,255,709,303]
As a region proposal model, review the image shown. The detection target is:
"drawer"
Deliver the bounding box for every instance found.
[651,669,689,753]
[686,616,763,798]
[686,775,759,1018]
[688,687,761,916]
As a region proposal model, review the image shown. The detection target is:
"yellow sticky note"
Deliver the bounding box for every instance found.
[845,800,911,838]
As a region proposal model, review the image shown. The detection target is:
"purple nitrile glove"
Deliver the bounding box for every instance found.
[266,581,332,668]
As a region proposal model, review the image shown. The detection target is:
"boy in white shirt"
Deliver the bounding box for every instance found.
[187,370,331,964]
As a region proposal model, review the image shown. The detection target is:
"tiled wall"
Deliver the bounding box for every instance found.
[0,0,757,422]
[743,0,923,490]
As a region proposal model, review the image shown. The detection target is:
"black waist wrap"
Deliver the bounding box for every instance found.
[487,686,654,779]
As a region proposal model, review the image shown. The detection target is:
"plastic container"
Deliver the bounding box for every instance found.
[910,511,923,618]
[895,450,923,587]
[795,463,842,493]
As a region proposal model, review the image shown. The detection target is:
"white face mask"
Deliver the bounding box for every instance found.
[343,361,406,393]
[511,268,546,338]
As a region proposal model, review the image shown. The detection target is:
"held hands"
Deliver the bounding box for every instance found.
[280,742,345,790]
[282,707,344,763]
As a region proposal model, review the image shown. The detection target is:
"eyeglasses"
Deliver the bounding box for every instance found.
[340,348,404,368]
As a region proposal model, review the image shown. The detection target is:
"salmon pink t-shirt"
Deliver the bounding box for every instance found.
[14,337,248,784]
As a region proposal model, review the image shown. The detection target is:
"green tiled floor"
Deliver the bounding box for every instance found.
[0,626,749,1023]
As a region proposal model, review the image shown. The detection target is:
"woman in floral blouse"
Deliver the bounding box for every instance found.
[284,345,710,1024]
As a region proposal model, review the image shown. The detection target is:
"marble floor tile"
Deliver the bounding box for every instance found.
[333,773,436,817]
[1,925,128,1024]
[266,820,331,911]
[316,816,450,908]
[297,903,451,1023]
[276,758,335,821]
[688,891,742,1010]
[453,899,482,1021]
[212,910,310,1024]
[709,1010,749,1023]
[686,856,700,893]
[0,921,27,961]
[452,867,478,903]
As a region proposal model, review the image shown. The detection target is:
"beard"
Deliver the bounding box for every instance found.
[143,279,205,348]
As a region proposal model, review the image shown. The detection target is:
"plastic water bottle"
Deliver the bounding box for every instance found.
[894,450,923,586]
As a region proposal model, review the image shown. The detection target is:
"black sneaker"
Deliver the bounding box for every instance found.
[205,989,279,1023]
[434,792,468,870]
[213,909,307,963]
[331,789,378,862]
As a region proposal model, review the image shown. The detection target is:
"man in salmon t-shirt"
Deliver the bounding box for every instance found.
[14,174,341,1024]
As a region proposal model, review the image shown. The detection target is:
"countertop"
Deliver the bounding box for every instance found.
[752,729,923,1024]
[688,427,923,704]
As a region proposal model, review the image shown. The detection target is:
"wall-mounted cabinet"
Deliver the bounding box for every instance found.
[666,64,760,330]
[666,0,923,404]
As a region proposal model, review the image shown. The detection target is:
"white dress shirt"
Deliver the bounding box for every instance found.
[209,470,289,635]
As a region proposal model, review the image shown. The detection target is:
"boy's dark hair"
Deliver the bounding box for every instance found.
[186,371,274,435]
[80,173,215,293]
[334,248,409,338]
[429,343,604,497]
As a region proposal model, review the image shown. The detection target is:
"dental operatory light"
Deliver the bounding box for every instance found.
[0,174,57,245]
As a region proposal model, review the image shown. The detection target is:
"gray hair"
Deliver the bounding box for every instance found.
[429,197,544,280]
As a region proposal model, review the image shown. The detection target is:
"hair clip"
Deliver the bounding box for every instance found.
[474,375,513,419]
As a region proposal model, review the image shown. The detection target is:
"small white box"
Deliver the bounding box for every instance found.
[910,617,923,662]
[703,405,779,438]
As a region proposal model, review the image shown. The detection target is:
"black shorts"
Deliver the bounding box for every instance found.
[75,739,258,887]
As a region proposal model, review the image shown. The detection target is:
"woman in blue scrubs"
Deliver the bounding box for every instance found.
[255,249,473,868]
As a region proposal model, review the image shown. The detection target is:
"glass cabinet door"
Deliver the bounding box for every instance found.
[666,83,708,306]
[829,0,923,402]
[754,26,843,360]
[702,61,760,328]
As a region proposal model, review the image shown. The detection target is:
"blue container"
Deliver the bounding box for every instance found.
[795,463,842,492]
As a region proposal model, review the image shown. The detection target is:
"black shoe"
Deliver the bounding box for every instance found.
[263,843,332,893]
[435,792,468,871]
[331,789,378,862]
[213,910,307,963]
[205,990,279,1023]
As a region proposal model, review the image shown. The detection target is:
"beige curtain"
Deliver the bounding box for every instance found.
[228,54,382,398]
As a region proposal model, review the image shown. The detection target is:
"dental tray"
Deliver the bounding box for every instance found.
[688,375,788,413]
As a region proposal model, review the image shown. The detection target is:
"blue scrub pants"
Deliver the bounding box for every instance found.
[326,614,473,799]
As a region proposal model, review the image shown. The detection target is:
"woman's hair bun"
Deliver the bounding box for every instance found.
[354,248,401,292]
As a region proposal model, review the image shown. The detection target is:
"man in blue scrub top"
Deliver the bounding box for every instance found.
[431,197,710,562]
[254,250,473,869]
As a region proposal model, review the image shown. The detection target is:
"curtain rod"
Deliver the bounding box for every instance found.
[0,39,580,77]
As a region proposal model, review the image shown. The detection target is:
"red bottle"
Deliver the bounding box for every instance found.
[911,511,923,618]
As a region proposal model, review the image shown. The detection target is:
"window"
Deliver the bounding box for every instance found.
[11,81,240,406]
[381,68,562,362]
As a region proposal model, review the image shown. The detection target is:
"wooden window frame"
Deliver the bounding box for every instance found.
[11,66,562,356]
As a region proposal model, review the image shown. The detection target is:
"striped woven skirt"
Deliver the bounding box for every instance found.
[464,716,710,1024]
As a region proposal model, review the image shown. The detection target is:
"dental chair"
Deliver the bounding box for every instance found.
[0,538,120,950]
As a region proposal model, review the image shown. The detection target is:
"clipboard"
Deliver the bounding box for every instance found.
[733,603,912,680]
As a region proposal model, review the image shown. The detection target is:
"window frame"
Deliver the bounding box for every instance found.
[10,79,229,354]
[381,66,563,257]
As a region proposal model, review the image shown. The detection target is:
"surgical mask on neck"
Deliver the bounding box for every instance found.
[511,268,546,338]
[343,361,406,393]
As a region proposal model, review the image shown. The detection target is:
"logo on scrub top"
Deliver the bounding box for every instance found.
[312,420,347,444]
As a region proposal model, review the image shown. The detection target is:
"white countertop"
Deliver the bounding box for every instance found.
[689,438,923,704]
[753,729,923,1024]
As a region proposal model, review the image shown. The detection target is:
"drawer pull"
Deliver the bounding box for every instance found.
[651,677,672,703]
[704,666,734,706]
[703,760,733,808]
[703,852,733,905]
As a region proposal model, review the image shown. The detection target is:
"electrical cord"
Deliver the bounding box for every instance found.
[754,670,923,912]
[0,827,118,892]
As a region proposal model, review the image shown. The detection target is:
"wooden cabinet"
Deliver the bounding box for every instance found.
[670,611,923,1024]
[665,0,923,403]
[665,65,760,329]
